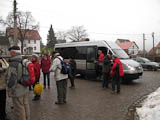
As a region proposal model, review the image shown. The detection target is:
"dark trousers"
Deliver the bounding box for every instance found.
[102,73,110,88]
[43,72,50,87]
[56,79,67,102]
[96,64,102,78]
[0,89,6,120]
[69,73,75,87]
[112,76,121,93]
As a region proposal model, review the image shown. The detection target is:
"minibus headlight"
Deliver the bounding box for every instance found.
[123,64,136,71]
[128,65,136,71]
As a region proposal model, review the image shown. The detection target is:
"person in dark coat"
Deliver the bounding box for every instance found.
[110,55,124,94]
[0,49,9,120]
[68,56,77,89]
[32,54,41,101]
[41,54,51,89]
[102,53,112,88]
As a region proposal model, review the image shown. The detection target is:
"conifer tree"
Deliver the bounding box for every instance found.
[47,24,57,49]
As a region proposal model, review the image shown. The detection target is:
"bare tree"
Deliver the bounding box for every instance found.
[67,26,88,42]
[1,11,39,54]
[56,31,67,41]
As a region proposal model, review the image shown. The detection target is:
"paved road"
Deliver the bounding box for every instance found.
[6,71,160,120]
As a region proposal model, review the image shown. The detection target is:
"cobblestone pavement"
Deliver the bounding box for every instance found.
[6,71,160,120]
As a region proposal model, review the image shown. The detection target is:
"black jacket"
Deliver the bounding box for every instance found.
[69,59,77,75]
[102,55,111,73]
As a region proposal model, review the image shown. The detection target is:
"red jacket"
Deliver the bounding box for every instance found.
[41,56,51,73]
[110,57,124,77]
[98,53,104,62]
[32,60,41,80]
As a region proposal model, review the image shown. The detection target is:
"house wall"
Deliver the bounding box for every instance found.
[8,37,14,47]
[128,43,139,55]
[9,37,41,54]
[23,39,41,53]
[156,48,160,55]
[115,40,120,45]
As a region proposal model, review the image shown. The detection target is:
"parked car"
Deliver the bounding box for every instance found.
[132,57,160,71]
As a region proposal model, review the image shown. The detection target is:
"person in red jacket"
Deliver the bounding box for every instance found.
[32,54,41,101]
[95,50,104,80]
[110,55,124,94]
[41,54,51,89]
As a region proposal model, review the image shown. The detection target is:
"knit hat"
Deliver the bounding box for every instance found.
[32,54,39,59]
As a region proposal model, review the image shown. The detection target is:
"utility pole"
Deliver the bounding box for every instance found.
[13,0,18,45]
[152,32,155,61]
[143,33,146,57]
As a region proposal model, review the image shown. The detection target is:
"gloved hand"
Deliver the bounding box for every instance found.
[110,70,113,76]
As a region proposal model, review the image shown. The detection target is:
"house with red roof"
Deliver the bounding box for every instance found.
[116,39,139,55]
[6,28,41,54]
[149,42,160,55]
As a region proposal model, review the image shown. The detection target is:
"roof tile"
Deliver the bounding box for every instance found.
[6,28,41,40]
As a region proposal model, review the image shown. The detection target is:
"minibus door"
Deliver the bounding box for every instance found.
[86,46,98,78]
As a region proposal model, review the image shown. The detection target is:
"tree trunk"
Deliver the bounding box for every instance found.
[21,40,23,54]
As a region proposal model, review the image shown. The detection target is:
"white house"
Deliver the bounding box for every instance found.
[6,28,41,54]
[116,39,139,55]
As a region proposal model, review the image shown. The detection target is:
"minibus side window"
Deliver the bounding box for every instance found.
[98,47,108,56]
[87,47,96,61]
[75,47,87,60]
[56,47,77,59]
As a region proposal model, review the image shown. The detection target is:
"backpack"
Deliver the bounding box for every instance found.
[20,59,36,86]
[56,57,68,74]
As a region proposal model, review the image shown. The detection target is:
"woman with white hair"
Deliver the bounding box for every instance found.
[7,46,30,120]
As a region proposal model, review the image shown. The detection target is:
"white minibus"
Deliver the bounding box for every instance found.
[55,40,143,82]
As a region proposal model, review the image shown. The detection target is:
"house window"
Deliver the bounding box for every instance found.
[34,40,36,44]
[157,48,160,54]
[34,47,36,50]
[28,40,30,43]
[23,44,26,47]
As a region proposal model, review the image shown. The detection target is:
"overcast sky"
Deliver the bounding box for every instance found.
[0,0,160,51]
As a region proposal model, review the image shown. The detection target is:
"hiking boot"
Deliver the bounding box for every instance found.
[32,95,40,101]
[69,86,75,89]
[111,91,115,94]
[117,91,120,94]
[55,101,64,104]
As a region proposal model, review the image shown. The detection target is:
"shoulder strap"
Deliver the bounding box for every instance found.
[55,57,62,62]
[1,58,7,66]
[54,57,63,70]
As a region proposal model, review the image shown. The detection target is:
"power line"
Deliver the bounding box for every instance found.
[89,32,142,36]
[39,25,160,37]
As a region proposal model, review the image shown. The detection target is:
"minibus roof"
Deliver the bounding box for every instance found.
[55,40,121,49]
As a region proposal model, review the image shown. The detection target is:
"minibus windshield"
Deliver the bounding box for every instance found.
[112,49,129,59]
